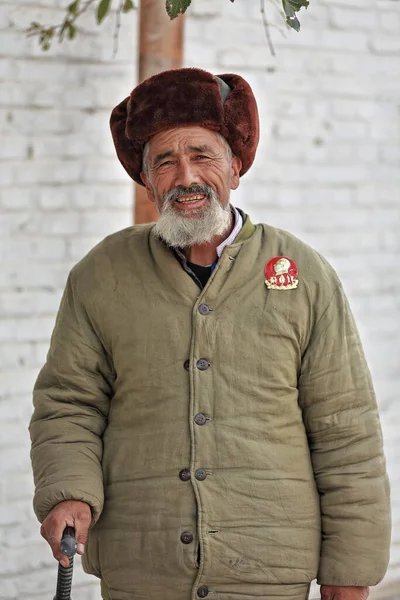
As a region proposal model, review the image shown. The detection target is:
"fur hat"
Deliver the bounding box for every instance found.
[110,68,259,185]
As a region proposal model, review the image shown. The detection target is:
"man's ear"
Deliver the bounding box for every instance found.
[140,172,156,203]
[230,156,242,191]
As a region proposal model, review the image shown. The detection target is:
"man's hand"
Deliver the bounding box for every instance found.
[40,500,92,567]
[321,586,369,600]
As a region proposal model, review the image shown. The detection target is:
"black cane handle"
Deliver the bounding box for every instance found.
[61,527,77,557]
[53,527,77,600]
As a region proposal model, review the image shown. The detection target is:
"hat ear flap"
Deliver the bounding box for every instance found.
[110,96,144,185]
[218,74,260,176]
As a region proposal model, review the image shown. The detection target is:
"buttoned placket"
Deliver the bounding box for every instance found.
[149,219,255,598]
[184,247,241,600]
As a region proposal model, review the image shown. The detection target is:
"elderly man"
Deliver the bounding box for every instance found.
[30,68,391,600]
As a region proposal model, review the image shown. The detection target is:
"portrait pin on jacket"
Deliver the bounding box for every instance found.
[265,256,299,290]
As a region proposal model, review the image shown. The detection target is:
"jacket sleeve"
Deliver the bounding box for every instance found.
[29,269,115,524]
[298,283,391,587]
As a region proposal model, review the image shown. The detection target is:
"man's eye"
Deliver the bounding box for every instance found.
[159,160,174,167]
[195,155,209,160]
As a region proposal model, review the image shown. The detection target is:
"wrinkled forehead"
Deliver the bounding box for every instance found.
[146,125,229,155]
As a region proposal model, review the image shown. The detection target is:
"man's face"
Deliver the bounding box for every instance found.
[140,126,242,218]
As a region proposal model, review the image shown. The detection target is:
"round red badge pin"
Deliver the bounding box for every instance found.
[265,256,298,290]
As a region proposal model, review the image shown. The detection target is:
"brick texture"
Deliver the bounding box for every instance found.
[0,0,399,598]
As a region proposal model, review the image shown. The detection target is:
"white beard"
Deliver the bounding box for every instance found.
[153,188,232,248]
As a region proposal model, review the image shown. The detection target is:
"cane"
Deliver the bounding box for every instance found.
[54,527,77,600]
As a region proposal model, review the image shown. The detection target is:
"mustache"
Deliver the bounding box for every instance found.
[162,184,213,205]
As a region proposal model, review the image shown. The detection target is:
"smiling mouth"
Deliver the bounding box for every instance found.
[175,194,206,204]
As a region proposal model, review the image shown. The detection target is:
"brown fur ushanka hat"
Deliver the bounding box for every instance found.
[110,68,259,185]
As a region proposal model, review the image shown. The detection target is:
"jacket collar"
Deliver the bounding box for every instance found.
[232,210,255,245]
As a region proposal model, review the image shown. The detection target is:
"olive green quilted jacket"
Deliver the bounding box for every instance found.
[30,216,391,600]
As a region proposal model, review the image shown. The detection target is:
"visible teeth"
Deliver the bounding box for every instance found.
[176,195,204,204]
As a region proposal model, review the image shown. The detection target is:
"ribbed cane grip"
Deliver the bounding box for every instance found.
[54,556,74,600]
[53,527,77,600]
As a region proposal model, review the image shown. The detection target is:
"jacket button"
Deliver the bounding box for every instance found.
[195,468,207,481]
[179,468,191,481]
[194,413,207,426]
[184,359,190,371]
[197,586,209,598]
[198,304,211,315]
[196,359,210,371]
[180,531,194,544]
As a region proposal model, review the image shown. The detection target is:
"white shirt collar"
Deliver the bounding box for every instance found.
[216,205,243,258]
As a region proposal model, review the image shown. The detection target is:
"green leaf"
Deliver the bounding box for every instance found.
[294,0,309,8]
[165,0,191,20]
[29,21,41,30]
[67,22,77,39]
[282,0,308,31]
[283,0,309,11]
[286,14,301,31]
[68,0,80,15]
[122,0,135,13]
[282,0,294,18]
[97,0,112,24]
[42,42,51,50]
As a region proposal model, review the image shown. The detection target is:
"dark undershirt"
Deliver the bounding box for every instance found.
[170,208,247,289]
[186,261,212,288]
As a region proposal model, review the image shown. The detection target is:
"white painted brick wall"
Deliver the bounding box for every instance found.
[0,0,399,598]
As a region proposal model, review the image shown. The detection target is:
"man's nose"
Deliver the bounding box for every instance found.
[174,160,199,188]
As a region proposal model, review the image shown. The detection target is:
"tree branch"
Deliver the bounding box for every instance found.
[26,0,309,54]
[113,0,123,58]
[260,0,276,56]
